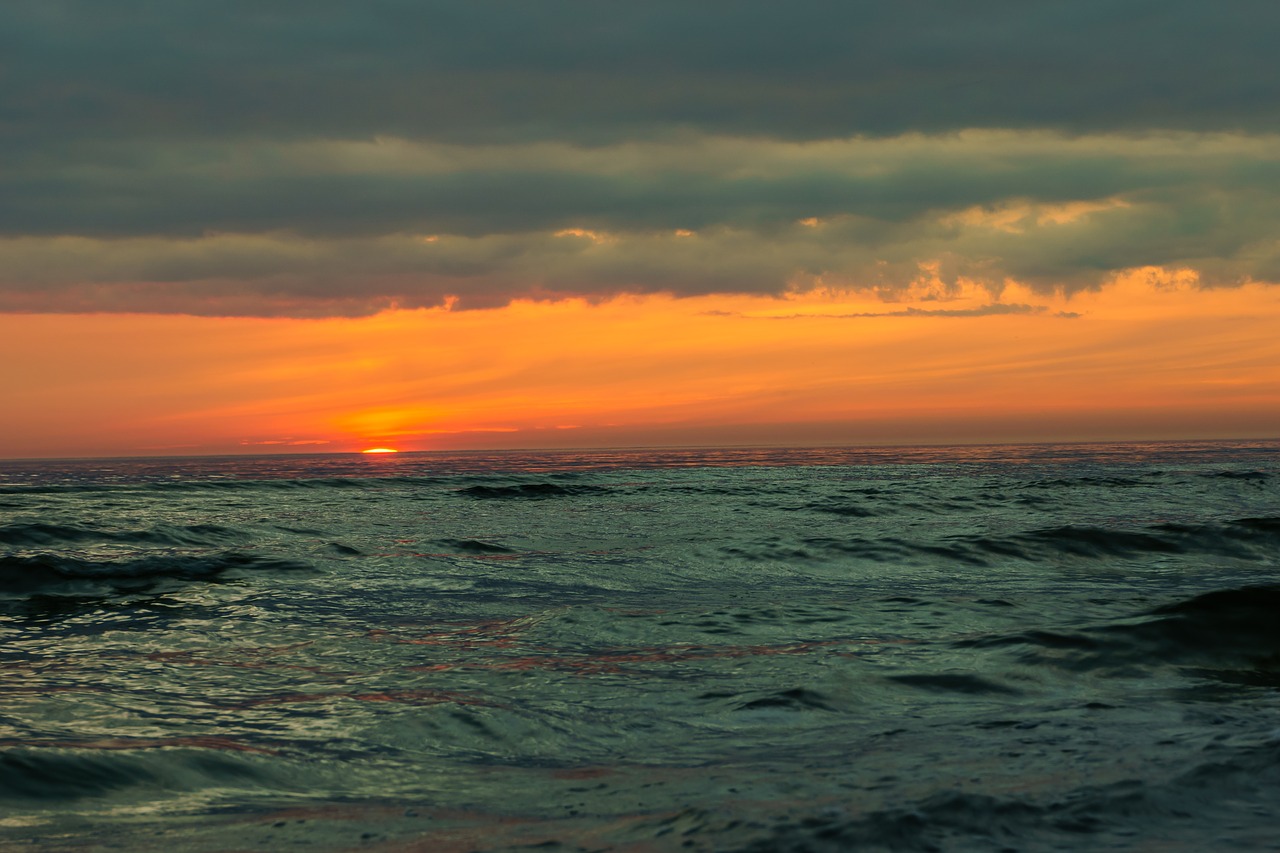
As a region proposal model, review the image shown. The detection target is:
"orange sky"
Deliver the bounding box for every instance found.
[6,8,1280,460]
[3,269,1277,459]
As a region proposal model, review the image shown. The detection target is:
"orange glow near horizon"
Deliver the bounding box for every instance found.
[361,448,399,454]
[2,270,1279,459]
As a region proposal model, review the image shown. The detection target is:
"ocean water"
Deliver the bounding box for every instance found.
[1,440,1279,852]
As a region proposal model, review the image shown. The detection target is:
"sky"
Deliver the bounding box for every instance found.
[3,1,1279,458]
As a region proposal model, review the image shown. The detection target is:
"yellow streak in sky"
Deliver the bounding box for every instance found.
[1,271,1278,458]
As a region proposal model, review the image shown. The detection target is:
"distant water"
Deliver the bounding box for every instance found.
[2,441,1279,851]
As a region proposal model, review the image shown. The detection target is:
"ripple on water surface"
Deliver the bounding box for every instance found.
[0,441,1278,850]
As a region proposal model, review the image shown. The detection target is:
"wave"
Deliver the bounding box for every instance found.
[802,500,877,518]
[432,538,517,555]
[0,742,281,801]
[1207,470,1270,481]
[1125,585,1280,665]
[0,521,248,548]
[459,482,611,499]
[1012,525,1185,557]
[733,688,836,711]
[0,551,312,595]
[1030,474,1155,488]
[990,517,1280,562]
[887,673,1022,695]
[726,739,1280,851]
[769,516,1280,566]
[961,585,1280,680]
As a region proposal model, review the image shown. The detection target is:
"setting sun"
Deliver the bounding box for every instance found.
[360,447,399,454]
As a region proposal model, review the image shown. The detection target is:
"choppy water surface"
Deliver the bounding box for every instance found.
[2,441,1279,851]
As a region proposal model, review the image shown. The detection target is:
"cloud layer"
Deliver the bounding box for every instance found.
[5,2,1280,315]
[9,1,1279,143]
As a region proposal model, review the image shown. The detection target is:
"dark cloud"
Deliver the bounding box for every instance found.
[5,1,1278,144]
[4,133,1280,314]
[3,2,1280,315]
[1,133,1274,241]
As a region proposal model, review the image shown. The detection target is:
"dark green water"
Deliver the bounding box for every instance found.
[2,441,1279,851]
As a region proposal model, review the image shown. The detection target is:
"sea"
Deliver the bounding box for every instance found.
[1,440,1279,852]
